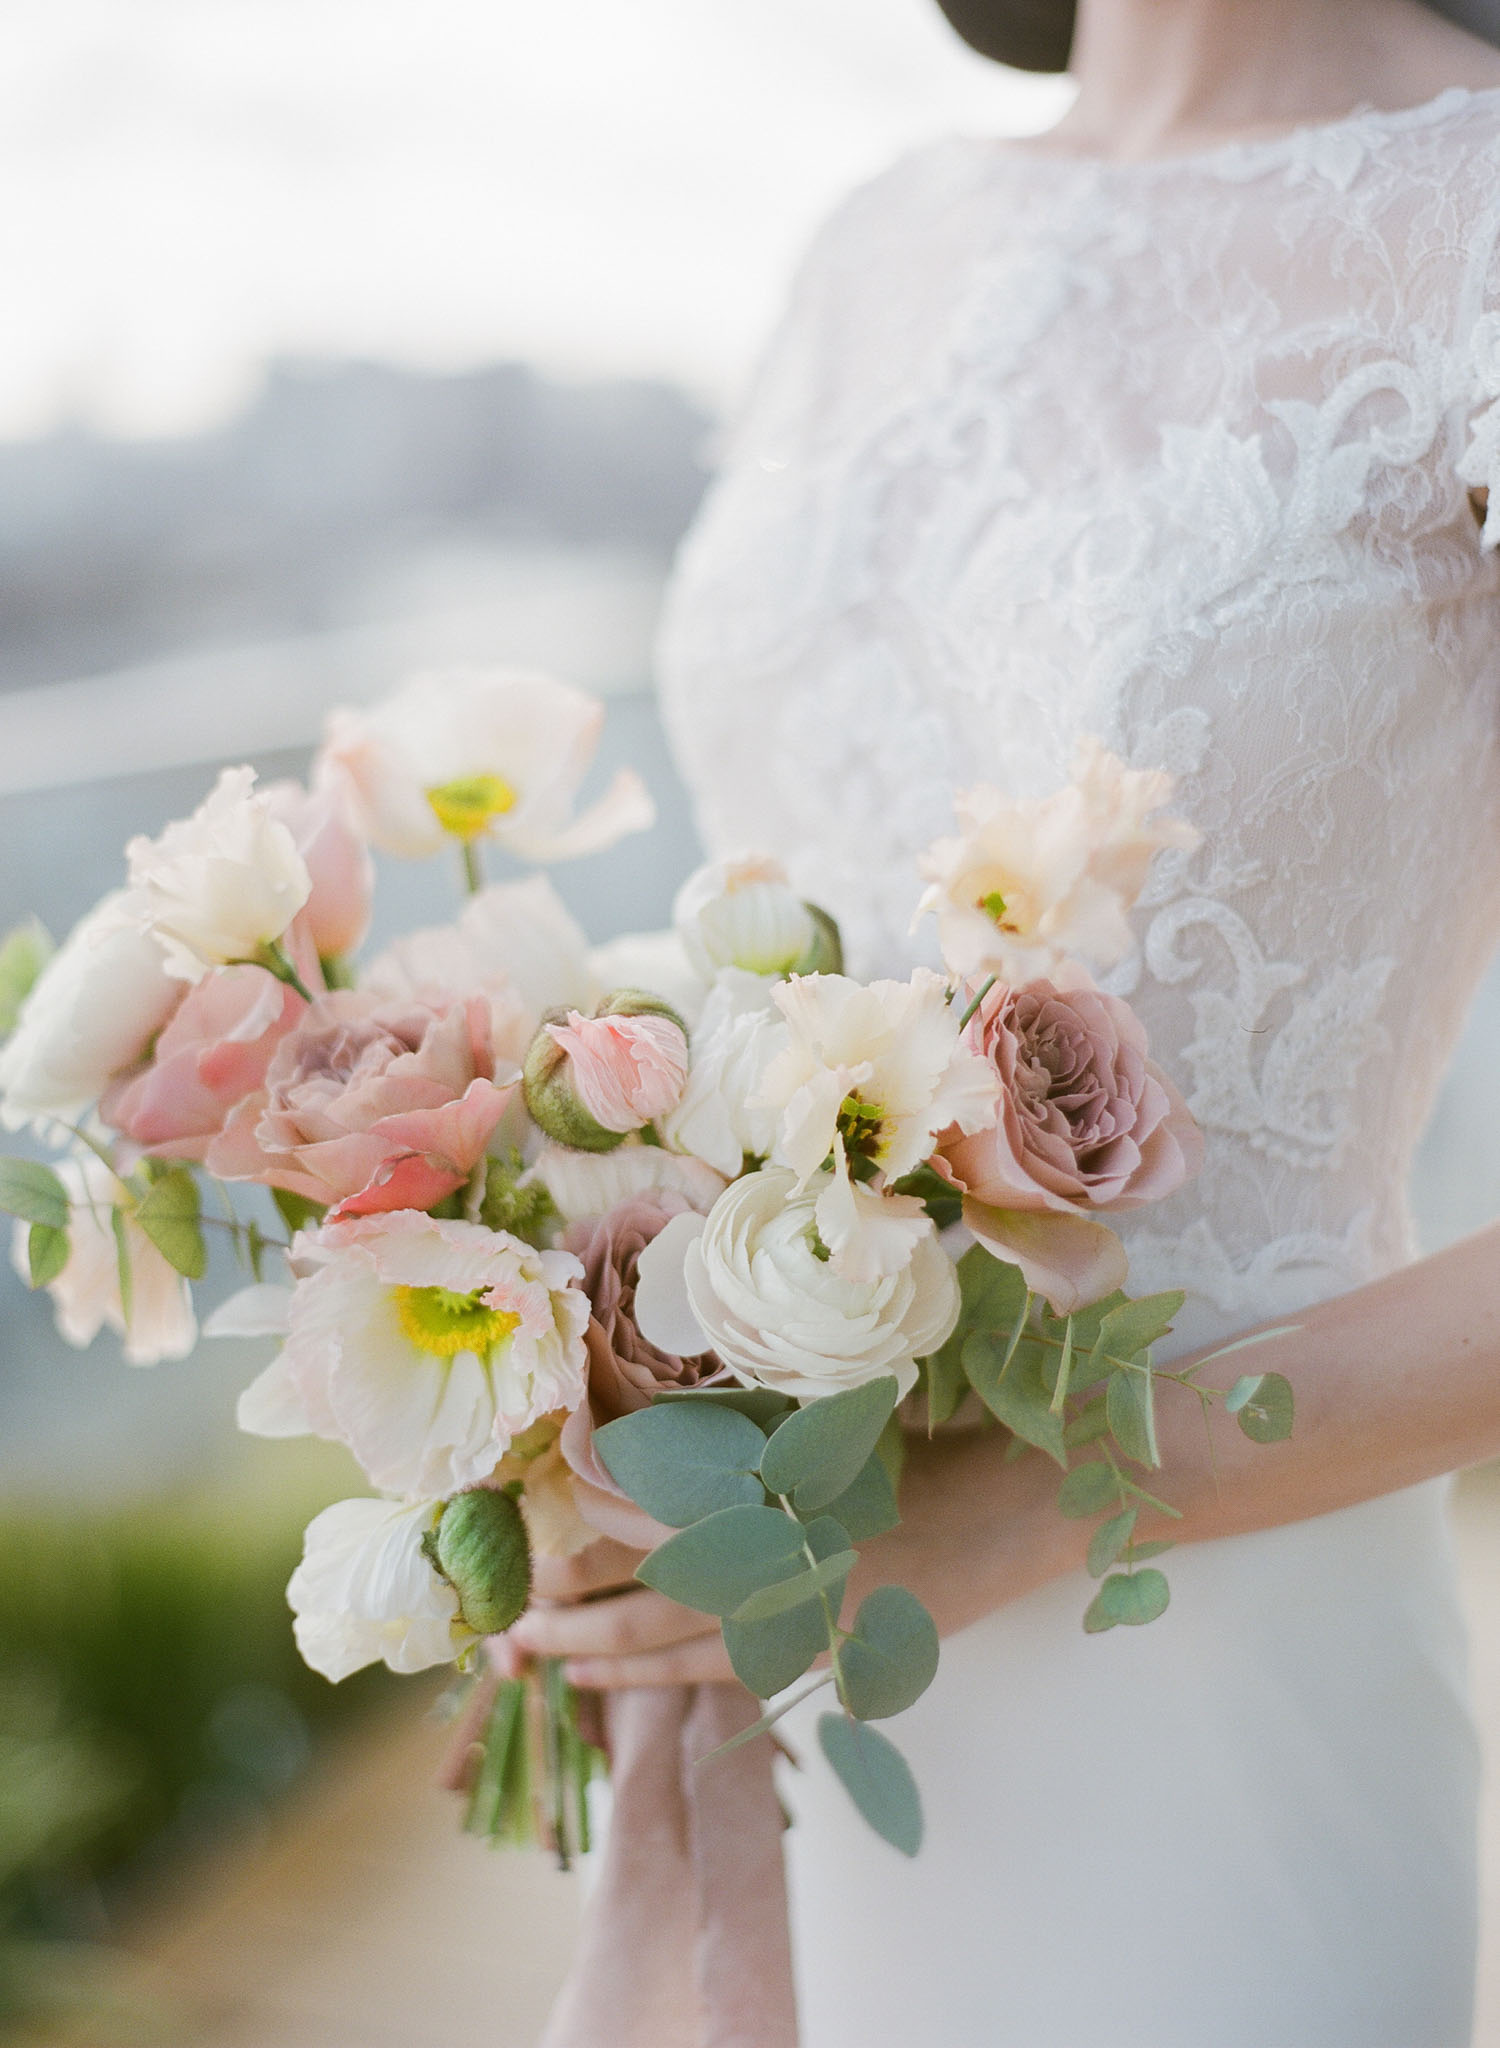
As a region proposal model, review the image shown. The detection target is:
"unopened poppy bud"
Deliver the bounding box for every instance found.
[432,1486,532,1637]
[523,998,691,1150]
[789,903,844,977]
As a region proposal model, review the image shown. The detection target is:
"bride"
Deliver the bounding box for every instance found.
[506,1,1500,2040]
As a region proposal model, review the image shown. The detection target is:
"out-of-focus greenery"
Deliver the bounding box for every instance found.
[0,1444,396,2041]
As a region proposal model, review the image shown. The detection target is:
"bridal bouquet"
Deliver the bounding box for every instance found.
[0,669,1293,1880]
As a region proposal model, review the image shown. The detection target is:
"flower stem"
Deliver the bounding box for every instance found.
[250,941,316,1004]
[955,974,998,1033]
[460,840,484,896]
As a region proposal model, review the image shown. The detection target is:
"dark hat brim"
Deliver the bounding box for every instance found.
[931,0,1075,72]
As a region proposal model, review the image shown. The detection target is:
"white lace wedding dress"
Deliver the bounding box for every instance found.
[656,85,1500,2048]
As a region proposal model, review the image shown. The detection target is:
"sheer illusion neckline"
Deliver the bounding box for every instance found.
[978,80,1500,181]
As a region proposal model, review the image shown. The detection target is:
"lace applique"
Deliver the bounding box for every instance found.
[658,92,1500,1340]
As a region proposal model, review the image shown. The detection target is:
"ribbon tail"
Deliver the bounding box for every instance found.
[683,1684,800,2048]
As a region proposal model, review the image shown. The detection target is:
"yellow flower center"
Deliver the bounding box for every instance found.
[425,774,519,842]
[836,1092,886,1164]
[394,1284,521,1359]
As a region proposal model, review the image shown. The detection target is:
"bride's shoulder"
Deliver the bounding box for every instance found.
[794,136,992,277]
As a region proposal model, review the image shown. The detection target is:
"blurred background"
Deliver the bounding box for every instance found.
[0,5,1496,2044]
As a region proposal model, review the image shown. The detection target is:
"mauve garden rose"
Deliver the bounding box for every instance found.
[102,966,306,1161]
[935,977,1203,1312]
[207,989,514,1219]
[558,1192,721,1547]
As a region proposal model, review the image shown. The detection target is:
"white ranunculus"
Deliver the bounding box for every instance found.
[9,1153,196,1366]
[531,1140,726,1225]
[0,892,181,1130]
[126,767,312,982]
[236,1210,591,1497]
[287,1496,470,1681]
[319,667,655,862]
[761,968,997,1188]
[361,875,594,1069]
[660,968,788,1178]
[915,741,1199,984]
[673,856,820,981]
[634,1166,960,1404]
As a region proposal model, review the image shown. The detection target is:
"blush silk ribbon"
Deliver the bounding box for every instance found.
[539,1682,799,2048]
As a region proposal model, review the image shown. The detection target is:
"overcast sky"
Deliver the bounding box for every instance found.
[0,0,1065,439]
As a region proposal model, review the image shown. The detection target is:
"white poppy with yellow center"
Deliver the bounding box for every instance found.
[236,1209,590,1498]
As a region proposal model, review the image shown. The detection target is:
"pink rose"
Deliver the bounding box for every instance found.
[264,771,374,963]
[208,990,514,1220]
[935,978,1202,1312]
[557,1192,721,1546]
[545,1010,690,1133]
[102,965,306,1161]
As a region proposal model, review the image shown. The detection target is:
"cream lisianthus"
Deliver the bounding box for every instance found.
[10,1154,196,1366]
[287,1497,471,1681]
[319,668,655,863]
[915,742,1198,984]
[660,967,789,1178]
[126,767,312,983]
[236,1211,590,1498]
[672,857,840,982]
[0,891,182,1130]
[633,1166,959,1404]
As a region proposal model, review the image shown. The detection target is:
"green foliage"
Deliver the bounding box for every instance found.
[1227,1371,1295,1443]
[1056,1460,1118,1518]
[964,1331,1067,1466]
[758,1376,899,1513]
[838,1588,939,1721]
[635,1504,807,1617]
[1084,1568,1171,1632]
[1106,1366,1160,1469]
[656,1386,796,1430]
[0,1159,68,1232]
[730,1543,856,1626]
[271,1186,327,1237]
[130,1168,207,1281]
[596,1403,768,1527]
[817,1716,923,1857]
[723,1598,828,1700]
[0,920,52,1038]
[888,1161,963,1233]
[479,1154,558,1246]
[1086,1508,1137,1579]
[25,1223,69,1289]
[433,1489,531,1635]
[814,1451,901,1541]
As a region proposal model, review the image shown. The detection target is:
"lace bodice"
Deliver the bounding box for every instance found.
[657,87,1500,1344]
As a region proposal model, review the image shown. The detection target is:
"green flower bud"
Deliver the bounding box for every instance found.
[789,903,844,977]
[522,1010,627,1153]
[594,986,690,1035]
[433,1487,532,1637]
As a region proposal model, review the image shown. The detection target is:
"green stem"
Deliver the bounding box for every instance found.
[460,840,484,896]
[955,973,998,1033]
[248,941,316,1004]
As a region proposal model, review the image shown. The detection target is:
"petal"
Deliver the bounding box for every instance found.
[204,1283,294,1339]
[961,1201,1129,1315]
[632,1210,712,1356]
[237,1351,317,1436]
[502,768,657,862]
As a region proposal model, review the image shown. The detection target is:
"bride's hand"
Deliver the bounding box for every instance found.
[502,1427,1083,1691]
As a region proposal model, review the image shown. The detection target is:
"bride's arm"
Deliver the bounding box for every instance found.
[505,1217,1500,1687]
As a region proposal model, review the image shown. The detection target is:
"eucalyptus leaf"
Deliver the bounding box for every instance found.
[1056,1460,1118,1519]
[963,1331,1067,1467]
[730,1546,856,1625]
[1096,1568,1171,1626]
[722,1599,827,1699]
[595,1403,767,1526]
[657,1386,796,1432]
[0,918,52,1037]
[889,1161,964,1231]
[636,1505,805,1617]
[955,1242,1031,1334]
[1233,1371,1294,1444]
[1086,1507,1137,1578]
[1060,1290,1129,1353]
[1094,1291,1185,1363]
[1129,1539,1177,1562]
[919,1337,970,1431]
[26,1221,69,1289]
[1081,1591,1118,1634]
[132,1169,207,1281]
[1106,1365,1159,1469]
[839,1587,940,1721]
[111,1207,133,1324]
[817,1714,923,1856]
[816,1451,900,1541]
[0,1158,69,1231]
[759,1376,900,1512]
[1063,1395,1111,1449]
